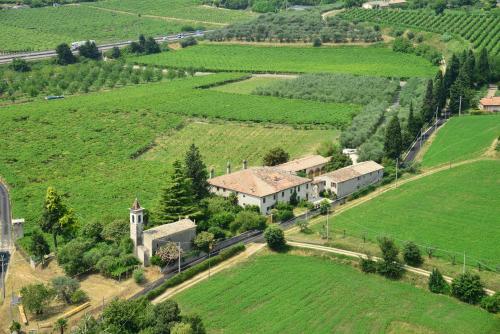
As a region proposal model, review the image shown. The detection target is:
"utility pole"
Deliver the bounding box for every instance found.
[459,95,462,116]
[208,242,213,279]
[326,210,329,241]
[178,242,181,274]
[0,254,5,302]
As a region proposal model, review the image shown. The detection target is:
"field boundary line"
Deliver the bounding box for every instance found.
[152,243,265,304]
[83,4,227,26]
[288,241,495,296]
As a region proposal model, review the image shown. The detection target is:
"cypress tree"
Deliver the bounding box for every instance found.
[477,48,490,85]
[465,49,475,85]
[384,115,403,160]
[433,71,446,112]
[407,102,421,138]
[444,54,460,93]
[421,79,434,123]
[155,160,198,225]
[184,144,209,200]
[449,70,471,114]
[428,268,449,294]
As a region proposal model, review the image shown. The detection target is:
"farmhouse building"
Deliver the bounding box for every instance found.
[208,167,313,214]
[479,97,500,112]
[275,155,330,177]
[130,199,196,266]
[362,0,406,9]
[315,161,384,199]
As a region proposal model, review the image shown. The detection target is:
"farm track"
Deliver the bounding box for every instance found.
[83,4,227,26]
[287,241,496,296]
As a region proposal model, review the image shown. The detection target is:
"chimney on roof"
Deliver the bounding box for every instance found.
[227,161,231,174]
[243,159,248,170]
[209,167,215,178]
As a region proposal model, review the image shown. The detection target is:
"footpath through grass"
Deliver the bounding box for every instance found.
[306,160,500,268]
[132,44,437,78]
[0,74,345,230]
[175,253,499,334]
[421,115,500,168]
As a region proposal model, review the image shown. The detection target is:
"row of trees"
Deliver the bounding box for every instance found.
[206,10,381,43]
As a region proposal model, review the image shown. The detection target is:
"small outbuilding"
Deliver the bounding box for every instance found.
[315,161,384,199]
[275,155,330,177]
[479,97,500,112]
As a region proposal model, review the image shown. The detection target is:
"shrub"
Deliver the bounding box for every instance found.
[313,38,322,47]
[9,321,21,333]
[51,276,80,304]
[403,242,423,267]
[377,237,404,279]
[451,272,486,304]
[264,225,286,251]
[480,292,499,313]
[360,257,377,273]
[133,268,145,284]
[428,268,449,294]
[180,37,198,48]
[70,289,88,304]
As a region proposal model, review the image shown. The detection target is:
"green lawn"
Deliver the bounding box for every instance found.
[142,122,337,174]
[0,5,215,52]
[132,44,437,77]
[421,115,500,167]
[210,76,288,95]
[310,160,500,268]
[0,74,349,229]
[85,0,256,25]
[175,253,499,334]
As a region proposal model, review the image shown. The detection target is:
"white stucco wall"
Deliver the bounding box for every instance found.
[320,169,383,198]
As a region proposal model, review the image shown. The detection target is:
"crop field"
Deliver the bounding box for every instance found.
[308,160,500,267]
[141,122,338,174]
[132,44,437,77]
[421,115,500,167]
[175,253,499,334]
[0,6,195,52]
[0,73,352,227]
[210,76,288,94]
[85,0,255,25]
[341,9,500,55]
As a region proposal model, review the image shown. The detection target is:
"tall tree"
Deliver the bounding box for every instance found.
[476,48,491,85]
[421,79,434,123]
[323,143,352,172]
[444,54,460,93]
[449,70,471,114]
[79,41,100,60]
[41,187,75,250]
[464,49,475,85]
[184,144,209,200]
[432,71,446,112]
[156,161,198,225]
[55,43,76,65]
[384,115,403,160]
[407,102,421,138]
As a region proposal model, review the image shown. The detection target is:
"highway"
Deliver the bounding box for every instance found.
[0,31,207,65]
[0,183,12,250]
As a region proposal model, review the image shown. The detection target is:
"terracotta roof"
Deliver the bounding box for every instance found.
[131,198,141,210]
[276,155,330,173]
[208,167,311,197]
[480,97,500,106]
[317,161,383,183]
[143,218,196,238]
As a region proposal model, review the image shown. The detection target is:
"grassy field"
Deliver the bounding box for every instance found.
[86,0,255,25]
[0,74,350,229]
[210,76,288,94]
[142,122,337,174]
[304,160,500,267]
[175,253,499,334]
[421,115,500,168]
[132,44,438,77]
[0,5,211,52]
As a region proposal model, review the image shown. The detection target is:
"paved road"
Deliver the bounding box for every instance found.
[0,183,12,250]
[403,118,446,164]
[0,31,208,65]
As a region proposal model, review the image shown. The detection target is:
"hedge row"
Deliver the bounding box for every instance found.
[145,243,246,300]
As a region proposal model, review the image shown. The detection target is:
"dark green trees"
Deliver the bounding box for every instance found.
[476,48,491,85]
[403,241,423,267]
[55,43,76,65]
[262,147,289,166]
[79,41,100,60]
[264,225,286,251]
[40,187,76,250]
[156,160,198,225]
[421,79,434,122]
[184,143,209,200]
[29,229,50,263]
[384,115,403,160]
[428,268,449,294]
[377,237,404,279]
[451,272,486,304]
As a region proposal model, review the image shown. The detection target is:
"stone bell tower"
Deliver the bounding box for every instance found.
[130,198,144,251]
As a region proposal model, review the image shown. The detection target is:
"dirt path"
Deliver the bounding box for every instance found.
[152,243,265,304]
[252,73,298,79]
[83,4,226,26]
[321,9,343,21]
[288,241,496,296]
[486,84,497,98]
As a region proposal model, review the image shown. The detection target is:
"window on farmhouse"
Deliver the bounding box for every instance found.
[132,215,135,223]
[263,197,266,204]
[282,191,284,197]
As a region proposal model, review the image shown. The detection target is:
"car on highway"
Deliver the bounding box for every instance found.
[71,40,96,51]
